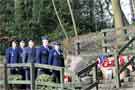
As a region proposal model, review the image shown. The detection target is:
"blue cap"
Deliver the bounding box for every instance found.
[19,39,26,42]
[41,36,49,40]
[52,41,61,45]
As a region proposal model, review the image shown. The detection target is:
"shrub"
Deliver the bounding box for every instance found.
[36,74,59,90]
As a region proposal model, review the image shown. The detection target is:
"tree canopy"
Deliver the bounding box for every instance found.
[0,0,134,54]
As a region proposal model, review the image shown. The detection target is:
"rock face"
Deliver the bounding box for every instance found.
[66,55,88,73]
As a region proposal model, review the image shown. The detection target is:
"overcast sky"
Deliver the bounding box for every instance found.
[120,0,132,24]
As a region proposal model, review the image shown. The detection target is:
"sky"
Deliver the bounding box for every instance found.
[120,0,132,24]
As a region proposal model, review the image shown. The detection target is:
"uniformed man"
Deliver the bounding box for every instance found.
[48,41,65,83]
[18,39,26,63]
[36,36,52,75]
[23,39,36,80]
[5,40,20,74]
[18,39,26,80]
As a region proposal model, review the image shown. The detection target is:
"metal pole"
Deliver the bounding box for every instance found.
[51,0,69,39]
[66,0,78,40]
[93,65,98,90]
[114,50,121,88]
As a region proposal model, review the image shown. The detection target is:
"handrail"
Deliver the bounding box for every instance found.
[115,36,135,88]
[119,56,135,73]
[77,62,97,76]
[5,63,64,71]
[77,61,98,90]
[0,63,66,90]
[118,36,135,55]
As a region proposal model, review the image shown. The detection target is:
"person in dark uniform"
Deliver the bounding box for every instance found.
[5,40,20,74]
[18,39,26,63]
[23,39,36,80]
[48,41,65,83]
[36,36,52,75]
[18,39,26,80]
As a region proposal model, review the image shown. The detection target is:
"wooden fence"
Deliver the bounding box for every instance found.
[0,63,82,90]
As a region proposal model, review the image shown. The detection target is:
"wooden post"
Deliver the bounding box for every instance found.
[30,63,35,90]
[114,50,121,88]
[60,68,64,90]
[4,60,8,90]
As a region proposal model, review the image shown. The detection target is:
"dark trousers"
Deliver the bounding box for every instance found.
[38,68,51,75]
[10,68,18,74]
[52,71,60,83]
[19,68,26,80]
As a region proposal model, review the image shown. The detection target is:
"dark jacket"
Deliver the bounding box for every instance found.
[23,47,36,63]
[5,47,20,64]
[36,46,52,64]
[48,49,65,67]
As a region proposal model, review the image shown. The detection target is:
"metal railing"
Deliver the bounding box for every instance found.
[77,61,98,90]
[101,26,135,88]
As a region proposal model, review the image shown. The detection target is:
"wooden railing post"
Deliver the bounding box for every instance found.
[114,50,121,88]
[60,68,64,90]
[4,59,8,90]
[30,63,35,90]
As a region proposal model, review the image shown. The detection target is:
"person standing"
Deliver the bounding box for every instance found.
[5,40,20,74]
[48,41,65,83]
[18,39,26,80]
[23,39,36,80]
[18,39,26,63]
[36,36,52,75]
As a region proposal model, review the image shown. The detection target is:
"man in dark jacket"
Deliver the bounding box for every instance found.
[23,39,36,80]
[36,36,52,75]
[18,39,26,80]
[5,40,20,74]
[48,41,65,83]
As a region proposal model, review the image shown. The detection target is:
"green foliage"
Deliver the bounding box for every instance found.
[8,74,22,80]
[36,74,60,90]
[0,0,112,54]
[36,74,53,82]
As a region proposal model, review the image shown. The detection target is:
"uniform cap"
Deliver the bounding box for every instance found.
[41,36,49,40]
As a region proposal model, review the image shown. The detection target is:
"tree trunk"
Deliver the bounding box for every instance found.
[14,0,25,25]
[32,0,40,22]
[112,0,125,46]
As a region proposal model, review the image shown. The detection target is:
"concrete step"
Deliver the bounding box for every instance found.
[98,78,135,89]
[121,81,135,87]
[98,87,135,90]
[98,80,116,89]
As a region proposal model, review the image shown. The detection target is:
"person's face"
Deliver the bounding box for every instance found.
[12,41,17,48]
[102,47,105,52]
[54,45,60,50]
[42,40,48,46]
[20,42,25,48]
[28,41,34,48]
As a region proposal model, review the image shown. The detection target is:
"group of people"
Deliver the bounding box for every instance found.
[97,47,133,80]
[5,36,65,82]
